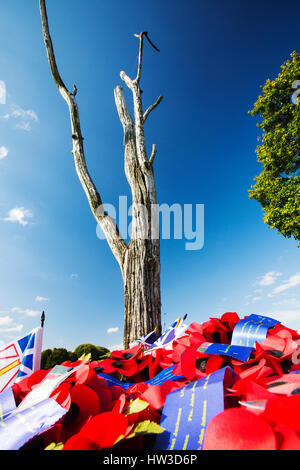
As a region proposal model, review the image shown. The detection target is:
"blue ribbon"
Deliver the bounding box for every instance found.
[154,366,234,450]
[0,387,16,422]
[0,397,67,450]
[98,365,184,390]
[198,343,254,362]
[231,314,279,348]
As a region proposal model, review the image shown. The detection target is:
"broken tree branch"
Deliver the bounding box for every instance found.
[143,95,163,123]
[149,144,157,164]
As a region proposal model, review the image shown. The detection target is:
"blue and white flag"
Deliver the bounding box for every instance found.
[147,317,188,351]
[0,327,43,393]
[130,328,158,349]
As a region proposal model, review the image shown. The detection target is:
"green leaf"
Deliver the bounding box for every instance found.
[78,352,91,361]
[45,442,64,450]
[126,420,165,440]
[125,398,150,416]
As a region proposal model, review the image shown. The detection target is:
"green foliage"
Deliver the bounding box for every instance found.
[249,51,300,243]
[74,344,110,361]
[41,348,77,370]
[41,343,110,370]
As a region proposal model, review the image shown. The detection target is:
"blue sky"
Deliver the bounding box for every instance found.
[0,0,299,352]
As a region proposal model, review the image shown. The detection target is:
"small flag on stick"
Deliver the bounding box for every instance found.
[0,317,44,393]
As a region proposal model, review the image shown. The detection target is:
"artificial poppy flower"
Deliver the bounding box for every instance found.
[12,368,49,404]
[126,381,149,396]
[50,381,72,410]
[140,379,187,410]
[203,408,277,450]
[147,348,173,379]
[64,411,128,450]
[264,372,300,396]
[109,392,127,414]
[110,344,142,361]
[60,383,101,442]
[219,311,240,330]
[94,357,138,378]
[63,436,101,450]
[171,340,190,364]
[268,323,300,341]
[263,395,300,430]
[273,424,300,450]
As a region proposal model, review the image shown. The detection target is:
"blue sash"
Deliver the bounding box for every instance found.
[154,366,234,450]
[231,314,279,348]
[0,397,67,450]
[98,365,184,390]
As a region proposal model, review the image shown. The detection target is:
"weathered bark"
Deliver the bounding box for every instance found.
[39,1,162,347]
[123,239,161,346]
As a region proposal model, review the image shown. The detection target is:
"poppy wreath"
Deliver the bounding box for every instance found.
[9,312,300,450]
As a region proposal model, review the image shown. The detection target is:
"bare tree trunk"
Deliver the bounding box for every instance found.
[123,239,161,346]
[39,1,162,348]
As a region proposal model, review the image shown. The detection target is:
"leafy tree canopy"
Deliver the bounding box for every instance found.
[41,344,110,369]
[73,344,110,362]
[41,348,77,370]
[249,51,300,243]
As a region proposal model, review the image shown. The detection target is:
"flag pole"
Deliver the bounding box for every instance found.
[41,311,45,328]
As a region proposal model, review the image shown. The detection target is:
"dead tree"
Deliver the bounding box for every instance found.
[39,0,163,347]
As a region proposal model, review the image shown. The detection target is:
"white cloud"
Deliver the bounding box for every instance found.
[109,343,123,351]
[0,80,6,104]
[70,273,79,279]
[252,296,262,303]
[107,327,119,334]
[4,104,38,131]
[11,307,40,317]
[35,296,49,302]
[0,316,13,326]
[2,207,33,226]
[257,271,282,287]
[0,324,23,333]
[272,273,300,295]
[15,121,32,131]
[272,298,300,308]
[267,309,300,331]
[0,146,8,160]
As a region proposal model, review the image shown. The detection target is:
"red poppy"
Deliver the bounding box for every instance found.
[63,436,101,450]
[140,379,187,410]
[147,348,173,379]
[274,424,300,450]
[12,368,49,404]
[94,357,138,378]
[60,383,101,442]
[64,411,128,450]
[263,395,300,430]
[110,344,142,361]
[50,382,72,410]
[203,408,277,450]
[178,348,208,381]
[171,341,189,364]
[219,311,240,329]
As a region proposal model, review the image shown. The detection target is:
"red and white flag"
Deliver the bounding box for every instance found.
[0,327,43,393]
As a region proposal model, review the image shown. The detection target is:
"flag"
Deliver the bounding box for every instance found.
[0,327,43,393]
[129,328,158,349]
[145,316,188,352]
